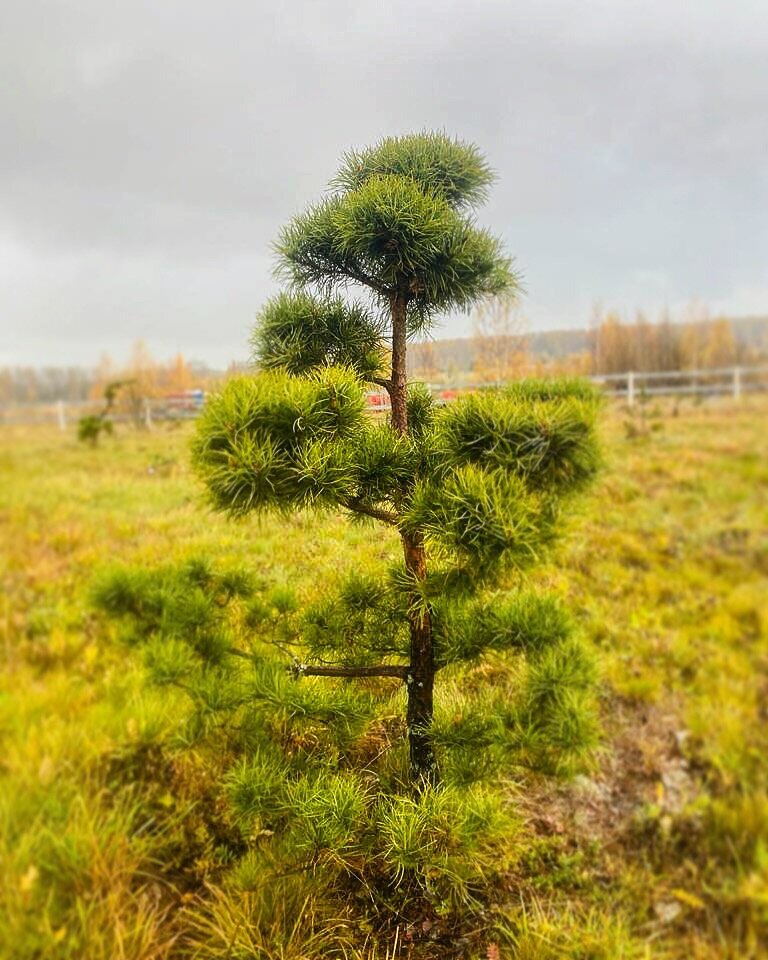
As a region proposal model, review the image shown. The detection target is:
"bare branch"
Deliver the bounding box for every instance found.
[341,498,399,525]
[370,376,393,394]
[283,252,392,298]
[291,662,408,680]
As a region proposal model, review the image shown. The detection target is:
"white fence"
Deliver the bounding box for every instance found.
[2,365,767,428]
[0,396,201,429]
[590,365,768,406]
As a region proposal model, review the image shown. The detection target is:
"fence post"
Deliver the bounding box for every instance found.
[57,399,66,431]
[627,371,636,408]
[733,366,742,400]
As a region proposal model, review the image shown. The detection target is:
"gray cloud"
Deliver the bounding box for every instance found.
[2,0,767,366]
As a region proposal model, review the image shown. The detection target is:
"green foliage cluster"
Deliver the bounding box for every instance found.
[276,133,514,331]
[93,556,598,777]
[77,379,132,446]
[191,367,367,515]
[92,558,254,669]
[190,371,601,793]
[252,292,386,380]
[91,554,597,918]
[77,415,113,447]
[194,374,600,568]
[332,131,496,208]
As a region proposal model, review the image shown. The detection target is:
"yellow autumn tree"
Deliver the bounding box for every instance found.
[702,318,738,369]
[167,352,193,392]
[679,301,710,369]
[591,312,635,374]
[119,340,159,426]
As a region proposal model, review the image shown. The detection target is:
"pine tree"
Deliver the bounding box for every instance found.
[191,132,601,786]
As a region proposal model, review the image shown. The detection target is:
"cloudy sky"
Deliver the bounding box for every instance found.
[2,0,767,368]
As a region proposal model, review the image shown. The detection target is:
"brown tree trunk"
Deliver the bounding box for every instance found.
[390,291,409,434]
[389,288,439,787]
[402,531,438,786]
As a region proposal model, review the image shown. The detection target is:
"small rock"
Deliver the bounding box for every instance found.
[654,899,682,924]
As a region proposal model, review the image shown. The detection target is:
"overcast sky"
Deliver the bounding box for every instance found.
[2,0,767,368]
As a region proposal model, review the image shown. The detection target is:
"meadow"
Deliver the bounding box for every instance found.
[1,395,766,959]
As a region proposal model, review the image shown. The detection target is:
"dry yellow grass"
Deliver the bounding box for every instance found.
[1,394,766,958]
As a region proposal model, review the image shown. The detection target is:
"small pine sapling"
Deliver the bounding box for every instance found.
[77,379,131,446]
[191,133,601,787]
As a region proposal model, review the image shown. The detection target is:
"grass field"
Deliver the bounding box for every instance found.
[1,395,767,959]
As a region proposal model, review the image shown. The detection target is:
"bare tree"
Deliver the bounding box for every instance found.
[471,294,529,384]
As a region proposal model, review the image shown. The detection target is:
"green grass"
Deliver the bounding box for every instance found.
[1,395,767,959]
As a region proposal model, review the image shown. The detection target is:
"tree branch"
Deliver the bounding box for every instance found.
[344,265,391,297]
[341,498,399,525]
[290,253,391,298]
[370,376,393,394]
[291,661,408,680]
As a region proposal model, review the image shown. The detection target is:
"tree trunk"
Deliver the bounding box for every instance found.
[389,288,439,787]
[402,532,438,786]
[390,291,409,434]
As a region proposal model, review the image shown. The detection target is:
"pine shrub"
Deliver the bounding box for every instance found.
[94,132,603,939]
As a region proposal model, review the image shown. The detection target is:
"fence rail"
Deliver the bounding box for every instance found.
[590,365,768,405]
[2,365,767,427]
[0,397,202,428]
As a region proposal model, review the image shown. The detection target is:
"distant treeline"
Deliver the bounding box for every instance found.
[409,313,768,382]
[3,315,767,403]
[0,342,240,405]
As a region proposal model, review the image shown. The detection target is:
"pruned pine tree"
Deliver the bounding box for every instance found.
[192,133,600,786]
